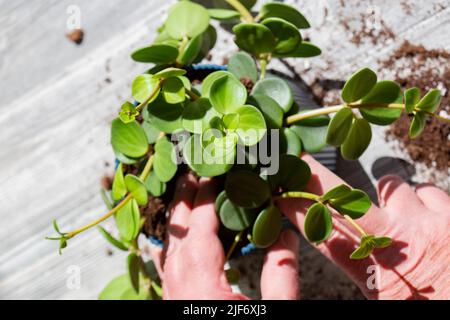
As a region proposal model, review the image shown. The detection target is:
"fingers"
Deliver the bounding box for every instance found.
[188,178,220,235]
[148,243,164,279]
[415,183,450,213]
[377,175,426,215]
[261,230,300,300]
[165,173,198,257]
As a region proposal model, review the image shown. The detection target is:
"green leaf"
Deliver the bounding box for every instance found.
[100,188,113,210]
[251,206,283,248]
[144,171,166,197]
[225,170,271,208]
[228,52,258,83]
[341,68,377,103]
[326,107,353,147]
[98,274,131,300]
[252,77,293,113]
[146,96,183,133]
[329,189,371,219]
[279,127,302,156]
[304,203,333,244]
[113,147,139,165]
[219,199,258,231]
[119,102,139,124]
[350,237,374,260]
[416,89,441,113]
[131,44,178,64]
[165,1,210,40]
[125,174,148,206]
[196,25,217,63]
[210,74,247,114]
[111,119,148,158]
[235,105,267,146]
[201,71,230,98]
[208,8,240,20]
[360,81,402,125]
[223,113,240,130]
[408,111,427,139]
[232,23,276,56]
[262,17,302,54]
[153,136,177,183]
[291,121,329,153]
[127,252,140,294]
[404,87,420,114]
[341,118,372,160]
[259,2,310,29]
[162,77,185,104]
[273,41,321,58]
[248,94,283,129]
[225,268,240,284]
[372,236,392,248]
[182,98,220,134]
[112,163,127,201]
[115,199,141,242]
[215,190,228,212]
[178,33,203,65]
[98,226,129,251]
[183,134,235,177]
[121,287,150,300]
[268,154,311,192]
[154,67,186,80]
[320,184,352,202]
[132,74,160,104]
[141,121,161,144]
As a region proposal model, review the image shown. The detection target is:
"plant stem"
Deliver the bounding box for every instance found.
[186,88,200,101]
[176,36,189,64]
[344,215,367,237]
[135,81,162,113]
[225,230,244,261]
[225,0,253,22]
[425,111,450,124]
[277,191,321,202]
[259,57,268,80]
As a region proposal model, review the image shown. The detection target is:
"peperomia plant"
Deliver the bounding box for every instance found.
[46,0,449,300]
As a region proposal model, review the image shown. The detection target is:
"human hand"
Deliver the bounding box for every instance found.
[149,174,300,300]
[276,154,450,300]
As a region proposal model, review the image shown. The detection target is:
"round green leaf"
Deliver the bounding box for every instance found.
[251,206,283,248]
[210,74,247,114]
[404,87,420,114]
[141,120,161,144]
[360,81,402,125]
[248,94,283,129]
[341,68,377,103]
[320,184,352,202]
[144,171,166,197]
[228,52,258,83]
[98,226,129,251]
[252,77,293,113]
[183,134,235,177]
[215,190,228,212]
[279,127,302,156]
[113,147,139,165]
[261,17,302,54]
[154,67,186,79]
[225,170,271,208]
[119,101,138,124]
[165,1,210,40]
[350,240,373,260]
[201,71,230,98]
[112,163,127,201]
[409,111,427,139]
[329,189,371,219]
[195,25,217,63]
[326,107,353,147]
[121,287,151,300]
[162,77,185,104]
[219,199,258,231]
[268,154,311,192]
[115,199,141,242]
[291,122,328,153]
[131,44,178,64]
[372,236,392,248]
[273,41,321,58]
[232,23,276,56]
[304,203,333,244]
[341,118,372,161]
[125,174,148,206]
[154,136,177,183]
[132,74,160,104]
[111,119,149,158]
[259,2,310,29]
[416,89,442,113]
[146,96,183,133]
[127,252,140,294]
[182,98,220,134]
[178,33,203,65]
[235,105,267,146]
[208,8,240,20]
[99,274,131,300]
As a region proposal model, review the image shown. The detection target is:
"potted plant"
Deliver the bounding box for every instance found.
[46,0,448,300]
